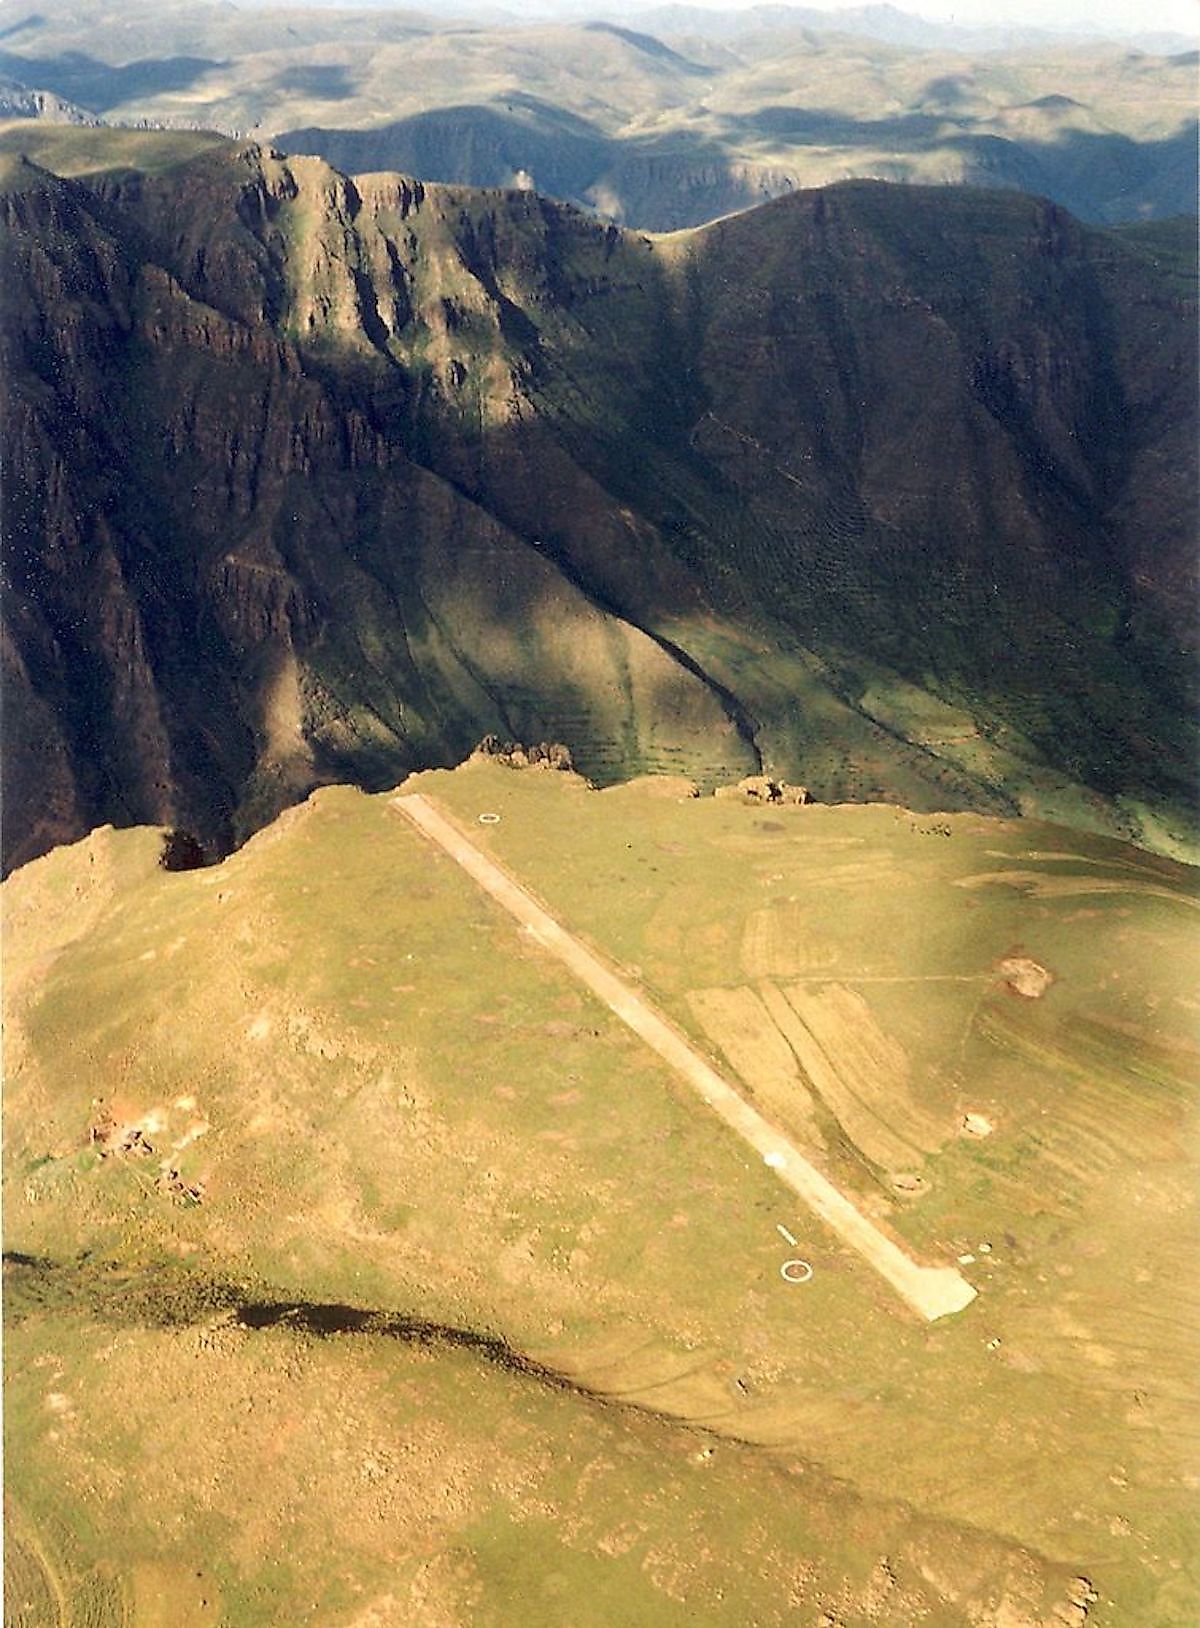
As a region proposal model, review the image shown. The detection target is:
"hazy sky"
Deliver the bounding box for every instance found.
[791,0,1198,31]
[618,0,1200,35]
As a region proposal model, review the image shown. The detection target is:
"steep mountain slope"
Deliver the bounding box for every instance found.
[1,130,1195,869]
[5,769,1198,1620]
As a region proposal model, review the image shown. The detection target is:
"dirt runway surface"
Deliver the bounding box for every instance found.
[392,793,976,1322]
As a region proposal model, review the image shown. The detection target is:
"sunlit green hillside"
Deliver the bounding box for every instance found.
[5,766,1198,1622]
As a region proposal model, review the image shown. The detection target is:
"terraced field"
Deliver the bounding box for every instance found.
[4,764,1198,1623]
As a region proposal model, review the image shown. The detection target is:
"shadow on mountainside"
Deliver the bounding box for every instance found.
[1,148,1194,871]
[280,98,1199,229]
[0,48,225,114]
[278,102,612,205]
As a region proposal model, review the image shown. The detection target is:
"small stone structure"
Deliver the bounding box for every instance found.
[716,774,810,806]
[997,956,1054,999]
[472,735,574,772]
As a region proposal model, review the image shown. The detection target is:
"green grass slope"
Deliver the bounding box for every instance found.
[0,117,227,176]
[4,767,1198,1622]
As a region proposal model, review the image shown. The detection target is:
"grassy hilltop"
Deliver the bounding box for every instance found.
[5,765,1199,1623]
[2,129,1195,870]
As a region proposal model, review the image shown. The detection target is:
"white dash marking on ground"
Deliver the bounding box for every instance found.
[392,792,977,1322]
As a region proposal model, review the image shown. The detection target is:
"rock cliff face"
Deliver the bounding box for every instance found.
[1,137,1195,867]
[0,78,100,125]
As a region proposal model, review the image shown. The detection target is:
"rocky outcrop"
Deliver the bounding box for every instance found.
[1046,1577,1098,1627]
[717,775,811,806]
[0,77,100,126]
[472,736,576,772]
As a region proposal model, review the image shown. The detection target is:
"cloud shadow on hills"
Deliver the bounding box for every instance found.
[271,63,356,103]
[582,20,716,76]
[0,49,225,114]
[736,106,962,144]
[276,98,1198,229]
[0,15,44,45]
[937,122,1200,223]
[277,101,614,202]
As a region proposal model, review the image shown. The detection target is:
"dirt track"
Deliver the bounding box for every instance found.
[392,793,976,1323]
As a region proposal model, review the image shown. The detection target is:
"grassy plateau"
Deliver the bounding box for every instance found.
[4,763,1198,1623]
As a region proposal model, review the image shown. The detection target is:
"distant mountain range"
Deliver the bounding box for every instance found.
[1,127,1195,869]
[0,0,1193,229]
[292,0,1194,56]
[585,3,1194,54]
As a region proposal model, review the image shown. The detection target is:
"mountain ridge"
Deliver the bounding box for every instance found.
[0,0,1193,229]
[1,132,1195,871]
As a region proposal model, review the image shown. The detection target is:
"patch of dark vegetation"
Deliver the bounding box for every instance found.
[2,1254,570,1386]
[160,828,209,871]
[0,1254,752,1440]
[237,1300,373,1334]
[232,1297,572,1386]
[3,1251,244,1326]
